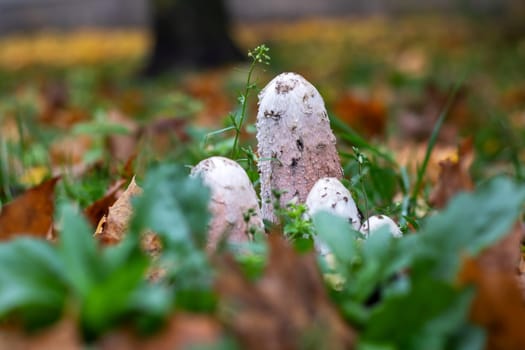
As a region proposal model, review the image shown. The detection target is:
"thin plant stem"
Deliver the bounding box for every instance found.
[230,44,270,159]
[359,160,370,231]
[1,138,12,201]
[231,60,256,159]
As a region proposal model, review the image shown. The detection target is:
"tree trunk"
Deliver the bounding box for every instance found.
[142,0,245,76]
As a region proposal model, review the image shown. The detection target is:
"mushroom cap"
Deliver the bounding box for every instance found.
[191,156,263,249]
[360,215,402,238]
[306,177,361,230]
[258,73,329,129]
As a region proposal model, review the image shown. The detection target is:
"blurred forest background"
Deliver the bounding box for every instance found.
[0,0,524,32]
[0,0,524,195]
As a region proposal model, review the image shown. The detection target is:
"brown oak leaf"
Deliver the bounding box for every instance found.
[334,90,387,137]
[94,177,142,245]
[429,138,474,208]
[84,179,125,228]
[459,224,525,350]
[0,177,60,241]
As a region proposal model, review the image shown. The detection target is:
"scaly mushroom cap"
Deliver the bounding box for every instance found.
[257,72,343,222]
[306,177,361,230]
[191,156,263,250]
[360,215,402,238]
[306,177,361,256]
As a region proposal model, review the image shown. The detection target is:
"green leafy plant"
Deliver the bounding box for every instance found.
[0,203,154,336]
[0,237,67,329]
[280,203,315,252]
[130,164,215,312]
[0,163,214,339]
[313,176,525,349]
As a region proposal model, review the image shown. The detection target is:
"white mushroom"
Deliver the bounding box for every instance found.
[257,72,343,223]
[306,177,361,230]
[191,156,263,250]
[306,177,361,255]
[360,215,402,238]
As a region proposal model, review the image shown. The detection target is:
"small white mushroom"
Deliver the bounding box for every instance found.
[360,215,402,238]
[257,72,343,223]
[306,177,361,230]
[306,177,361,256]
[191,156,263,250]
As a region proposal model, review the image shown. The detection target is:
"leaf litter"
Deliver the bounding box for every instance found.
[215,234,356,350]
[94,177,142,245]
[0,177,60,241]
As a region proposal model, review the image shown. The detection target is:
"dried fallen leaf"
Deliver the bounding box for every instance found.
[141,232,162,258]
[120,154,138,181]
[215,234,356,350]
[397,83,471,143]
[334,90,387,137]
[0,317,81,350]
[106,111,190,163]
[478,223,523,273]
[37,79,70,126]
[459,224,525,350]
[392,140,457,184]
[460,260,525,350]
[41,106,89,130]
[140,117,190,157]
[0,177,60,241]
[114,89,145,117]
[84,179,126,228]
[429,138,474,208]
[184,68,233,127]
[94,177,142,245]
[502,85,525,110]
[50,135,93,167]
[394,48,428,77]
[98,314,222,350]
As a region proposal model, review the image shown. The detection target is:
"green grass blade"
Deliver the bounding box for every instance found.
[331,114,395,163]
[409,76,467,212]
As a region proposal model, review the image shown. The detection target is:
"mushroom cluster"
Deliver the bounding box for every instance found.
[194,72,401,250]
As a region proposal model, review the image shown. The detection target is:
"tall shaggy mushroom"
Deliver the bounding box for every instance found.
[257,72,343,222]
[191,156,263,250]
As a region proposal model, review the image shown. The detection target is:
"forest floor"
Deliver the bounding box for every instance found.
[0,15,525,349]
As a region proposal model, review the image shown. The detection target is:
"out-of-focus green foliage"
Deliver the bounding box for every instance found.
[313,177,525,349]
